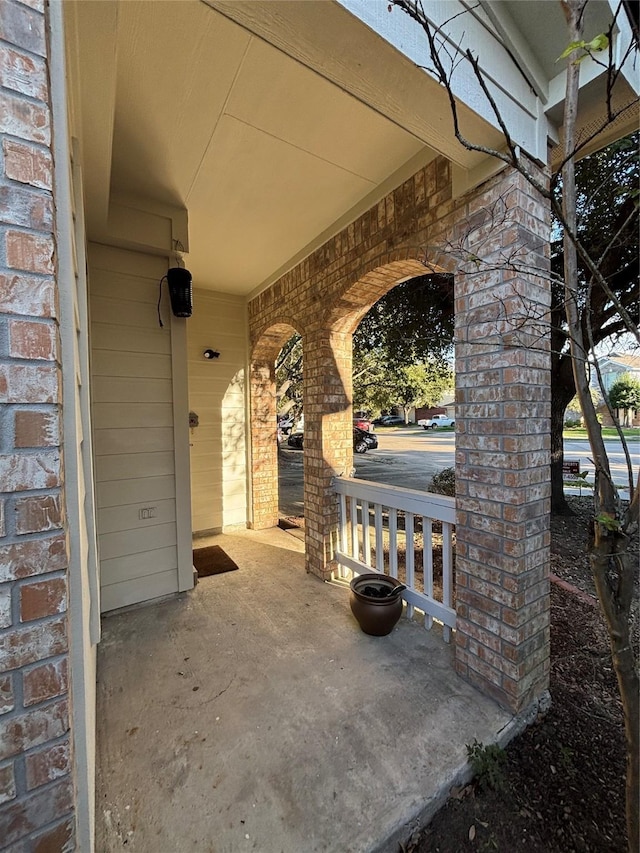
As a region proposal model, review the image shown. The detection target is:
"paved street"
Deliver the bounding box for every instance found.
[563,438,639,489]
[278,426,638,516]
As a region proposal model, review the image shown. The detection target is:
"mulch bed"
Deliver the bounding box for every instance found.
[403,496,637,853]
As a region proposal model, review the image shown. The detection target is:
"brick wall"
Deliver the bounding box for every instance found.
[0,0,75,848]
[248,156,551,711]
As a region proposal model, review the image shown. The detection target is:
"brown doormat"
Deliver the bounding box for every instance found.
[192,545,240,578]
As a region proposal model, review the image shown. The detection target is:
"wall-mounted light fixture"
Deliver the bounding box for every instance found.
[167,267,193,318]
[157,265,193,328]
[203,349,220,359]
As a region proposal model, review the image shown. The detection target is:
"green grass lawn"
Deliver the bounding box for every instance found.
[563,426,640,441]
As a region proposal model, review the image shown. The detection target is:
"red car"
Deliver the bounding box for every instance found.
[353,417,373,432]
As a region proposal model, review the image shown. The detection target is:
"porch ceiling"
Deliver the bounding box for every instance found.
[66,0,499,297]
[66,0,637,299]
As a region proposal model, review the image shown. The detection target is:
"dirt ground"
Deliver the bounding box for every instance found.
[402,496,638,853]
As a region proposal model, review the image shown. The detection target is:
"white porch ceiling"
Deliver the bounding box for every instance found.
[67,0,498,297]
[66,0,637,298]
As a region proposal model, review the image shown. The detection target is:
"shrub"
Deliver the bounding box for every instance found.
[466,739,507,792]
[429,467,455,496]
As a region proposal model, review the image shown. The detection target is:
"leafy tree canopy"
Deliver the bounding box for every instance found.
[352,273,454,413]
[353,274,454,367]
[608,373,640,411]
[353,359,453,416]
[276,274,454,417]
[551,131,639,352]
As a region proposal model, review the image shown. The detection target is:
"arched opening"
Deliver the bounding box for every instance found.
[351,271,454,441]
[318,262,457,629]
[281,257,455,580]
[327,258,455,479]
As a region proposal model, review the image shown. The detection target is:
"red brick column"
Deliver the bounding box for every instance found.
[249,322,299,530]
[249,360,280,530]
[303,329,353,579]
[453,166,551,713]
[0,1,75,847]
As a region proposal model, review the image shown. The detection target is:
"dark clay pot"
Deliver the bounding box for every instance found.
[349,573,404,636]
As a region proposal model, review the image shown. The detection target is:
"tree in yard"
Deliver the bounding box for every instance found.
[355,359,453,420]
[608,373,640,425]
[353,273,453,368]
[550,132,639,512]
[276,274,454,420]
[275,334,303,419]
[391,1,639,848]
[352,274,454,416]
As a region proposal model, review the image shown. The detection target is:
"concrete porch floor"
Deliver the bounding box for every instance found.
[96,526,514,853]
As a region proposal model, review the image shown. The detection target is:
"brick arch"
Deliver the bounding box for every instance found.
[324,254,452,335]
[251,318,300,359]
[249,320,301,530]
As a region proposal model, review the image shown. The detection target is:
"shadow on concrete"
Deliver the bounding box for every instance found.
[96,526,512,853]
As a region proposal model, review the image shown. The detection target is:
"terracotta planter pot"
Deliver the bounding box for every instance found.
[349,573,404,636]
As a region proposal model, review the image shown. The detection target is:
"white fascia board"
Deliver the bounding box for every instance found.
[337,0,546,161]
[609,0,640,94]
[478,0,549,102]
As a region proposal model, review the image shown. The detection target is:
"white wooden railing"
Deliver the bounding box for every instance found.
[332,476,456,641]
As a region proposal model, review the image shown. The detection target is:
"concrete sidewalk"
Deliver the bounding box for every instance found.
[96,526,514,853]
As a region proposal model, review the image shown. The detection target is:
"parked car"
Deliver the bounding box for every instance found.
[374,415,405,426]
[287,430,304,448]
[288,427,378,453]
[353,427,378,453]
[417,414,455,430]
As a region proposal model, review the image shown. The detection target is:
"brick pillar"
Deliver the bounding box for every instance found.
[0,1,75,847]
[303,329,353,579]
[249,360,279,530]
[454,166,551,713]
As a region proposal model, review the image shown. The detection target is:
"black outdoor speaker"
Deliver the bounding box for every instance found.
[167,267,193,318]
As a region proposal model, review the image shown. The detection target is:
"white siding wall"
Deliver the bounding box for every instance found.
[187,289,248,533]
[89,244,182,611]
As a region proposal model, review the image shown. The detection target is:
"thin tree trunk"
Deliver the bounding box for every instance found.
[591,543,640,852]
[561,4,639,848]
